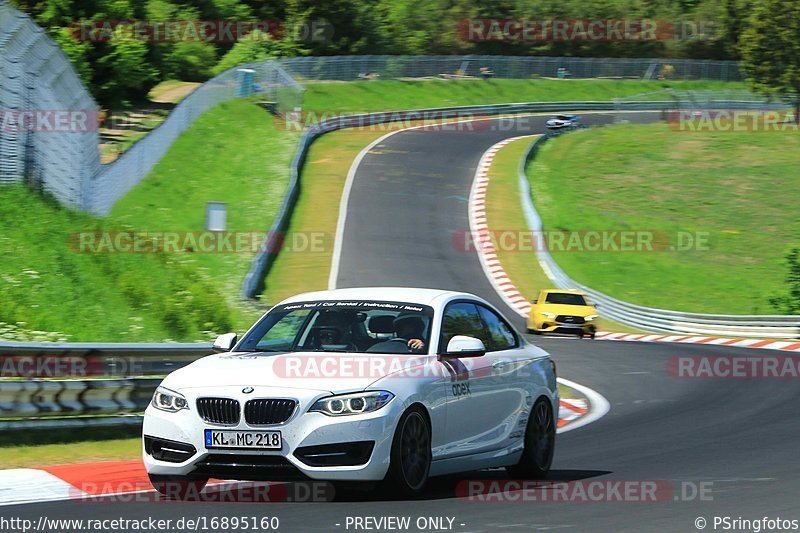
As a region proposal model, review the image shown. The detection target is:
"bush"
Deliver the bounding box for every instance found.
[770,248,800,314]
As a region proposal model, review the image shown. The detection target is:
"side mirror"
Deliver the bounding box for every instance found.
[441,335,486,358]
[212,333,238,353]
[593,303,600,308]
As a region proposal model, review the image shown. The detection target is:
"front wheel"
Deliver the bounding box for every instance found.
[149,474,208,500]
[506,398,555,479]
[385,407,431,497]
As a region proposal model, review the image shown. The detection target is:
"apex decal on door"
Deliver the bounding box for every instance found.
[452,380,471,397]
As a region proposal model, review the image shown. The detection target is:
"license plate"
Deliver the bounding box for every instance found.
[204,429,282,449]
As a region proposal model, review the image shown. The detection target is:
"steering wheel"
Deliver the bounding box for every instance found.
[388,337,427,354]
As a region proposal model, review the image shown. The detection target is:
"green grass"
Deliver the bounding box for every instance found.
[0,186,225,341]
[485,137,642,333]
[303,78,744,114]
[0,99,295,341]
[529,123,800,314]
[0,438,141,469]
[110,100,300,332]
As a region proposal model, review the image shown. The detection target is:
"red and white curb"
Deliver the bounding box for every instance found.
[468,137,800,354]
[557,377,610,433]
[0,460,255,506]
[468,136,540,318]
[558,399,587,428]
[593,331,800,352]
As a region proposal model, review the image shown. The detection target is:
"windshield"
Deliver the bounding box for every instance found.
[545,292,588,306]
[236,300,434,354]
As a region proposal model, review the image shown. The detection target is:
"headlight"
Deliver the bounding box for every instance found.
[540,311,556,319]
[585,315,598,321]
[309,391,394,417]
[152,386,188,413]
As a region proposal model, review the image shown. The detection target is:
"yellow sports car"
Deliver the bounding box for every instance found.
[527,289,598,338]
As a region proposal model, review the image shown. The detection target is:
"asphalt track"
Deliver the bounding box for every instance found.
[8,113,800,532]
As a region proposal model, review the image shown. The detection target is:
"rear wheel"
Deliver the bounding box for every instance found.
[385,407,431,497]
[148,474,207,500]
[507,398,555,479]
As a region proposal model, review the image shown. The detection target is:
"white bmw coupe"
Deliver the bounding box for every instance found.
[143,287,558,497]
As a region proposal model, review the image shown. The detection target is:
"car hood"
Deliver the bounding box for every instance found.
[164,351,431,394]
[537,304,597,317]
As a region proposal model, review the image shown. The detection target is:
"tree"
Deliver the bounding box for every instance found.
[49,26,93,86]
[96,25,159,107]
[283,0,381,55]
[770,248,800,315]
[212,29,285,75]
[739,0,800,122]
[164,41,218,81]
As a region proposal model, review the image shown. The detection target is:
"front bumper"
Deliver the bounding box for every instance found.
[531,321,596,336]
[142,387,402,482]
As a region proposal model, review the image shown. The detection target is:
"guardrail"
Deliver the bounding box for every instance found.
[0,342,211,431]
[0,377,163,431]
[518,135,800,339]
[0,377,161,418]
[0,341,211,376]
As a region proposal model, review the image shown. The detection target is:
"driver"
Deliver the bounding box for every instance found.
[368,313,426,353]
[395,314,426,352]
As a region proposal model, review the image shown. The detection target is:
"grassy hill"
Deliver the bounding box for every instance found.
[0,99,296,341]
[529,123,800,314]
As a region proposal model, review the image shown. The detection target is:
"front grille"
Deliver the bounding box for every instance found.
[245,399,297,425]
[556,315,585,324]
[192,454,306,481]
[197,397,241,425]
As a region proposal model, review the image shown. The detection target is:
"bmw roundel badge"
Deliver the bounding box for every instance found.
[242,387,254,394]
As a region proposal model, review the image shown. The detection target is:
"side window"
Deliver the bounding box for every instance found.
[441,302,491,350]
[477,305,518,351]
